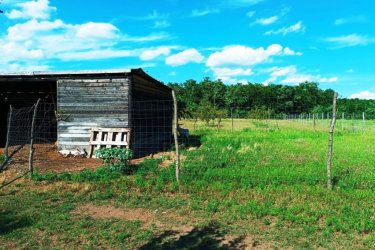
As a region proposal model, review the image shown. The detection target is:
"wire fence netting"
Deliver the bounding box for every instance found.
[0,97,374,190]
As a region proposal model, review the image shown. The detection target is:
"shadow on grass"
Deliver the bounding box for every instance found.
[139,222,248,250]
[0,210,31,235]
[180,134,202,149]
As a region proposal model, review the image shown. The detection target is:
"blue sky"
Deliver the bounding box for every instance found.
[0,0,375,98]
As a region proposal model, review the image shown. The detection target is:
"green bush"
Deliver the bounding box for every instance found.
[95,147,133,173]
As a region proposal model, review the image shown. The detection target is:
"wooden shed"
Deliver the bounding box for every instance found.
[0,69,173,156]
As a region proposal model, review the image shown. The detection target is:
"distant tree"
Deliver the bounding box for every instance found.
[170,77,375,120]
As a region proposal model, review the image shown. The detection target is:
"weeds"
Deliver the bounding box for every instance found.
[1,122,375,248]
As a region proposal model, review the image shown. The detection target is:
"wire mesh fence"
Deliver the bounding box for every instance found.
[131,100,174,158]
[1,95,374,191]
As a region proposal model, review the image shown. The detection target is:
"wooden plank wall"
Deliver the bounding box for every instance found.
[57,78,130,151]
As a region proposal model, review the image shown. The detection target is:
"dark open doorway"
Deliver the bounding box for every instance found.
[0,80,57,147]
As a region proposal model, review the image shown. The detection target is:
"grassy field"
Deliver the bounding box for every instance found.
[1,119,374,249]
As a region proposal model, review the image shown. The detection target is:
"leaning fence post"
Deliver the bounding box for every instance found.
[29,98,41,176]
[171,90,180,183]
[5,105,13,159]
[326,92,337,190]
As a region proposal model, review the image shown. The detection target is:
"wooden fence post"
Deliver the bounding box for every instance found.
[231,108,234,132]
[4,105,13,159]
[171,91,180,183]
[341,112,344,131]
[28,98,41,176]
[362,112,366,132]
[326,92,337,190]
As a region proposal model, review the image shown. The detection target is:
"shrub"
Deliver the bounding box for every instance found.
[95,147,133,173]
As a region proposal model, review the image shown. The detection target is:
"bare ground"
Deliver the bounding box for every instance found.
[71,203,274,249]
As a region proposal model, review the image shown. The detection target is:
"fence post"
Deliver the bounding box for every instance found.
[326,92,338,190]
[171,90,180,183]
[28,98,41,176]
[362,112,366,132]
[341,112,344,131]
[4,105,13,159]
[313,113,316,130]
[231,108,234,132]
[352,112,355,132]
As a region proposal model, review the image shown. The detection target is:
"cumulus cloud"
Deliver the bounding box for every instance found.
[350,91,375,100]
[265,21,306,36]
[283,47,302,56]
[166,49,204,66]
[140,47,171,61]
[265,66,338,85]
[205,44,298,68]
[75,22,120,39]
[205,44,301,84]
[6,0,56,20]
[211,67,252,83]
[0,0,174,70]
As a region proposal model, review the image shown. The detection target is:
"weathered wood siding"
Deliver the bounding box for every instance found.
[57,78,130,151]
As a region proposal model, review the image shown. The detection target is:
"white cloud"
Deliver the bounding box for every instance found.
[0,0,174,70]
[326,33,374,48]
[191,8,220,17]
[6,19,66,41]
[206,44,301,84]
[211,67,253,83]
[346,68,354,73]
[212,67,252,78]
[318,76,338,82]
[283,47,302,56]
[206,44,299,68]
[350,91,375,100]
[6,0,56,20]
[265,66,338,85]
[141,10,170,20]
[140,47,171,61]
[75,22,120,39]
[58,49,136,61]
[166,49,204,66]
[265,21,306,36]
[246,11,255,18]
[221,0,265,8]
[253,16,278,25]
[153,20,170,28]
[334,15,367,26]
[122,32,172,43]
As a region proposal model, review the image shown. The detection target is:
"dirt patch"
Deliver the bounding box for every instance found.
[72,204,154,221]
[71,204,195,232]
[3,144,103,173]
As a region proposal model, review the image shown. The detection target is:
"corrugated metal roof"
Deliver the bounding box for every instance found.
[0,69,132,76]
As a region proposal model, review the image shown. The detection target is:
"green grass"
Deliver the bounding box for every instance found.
[1,120,374,249]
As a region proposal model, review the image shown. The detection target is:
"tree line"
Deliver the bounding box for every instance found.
[168,78,375,121]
